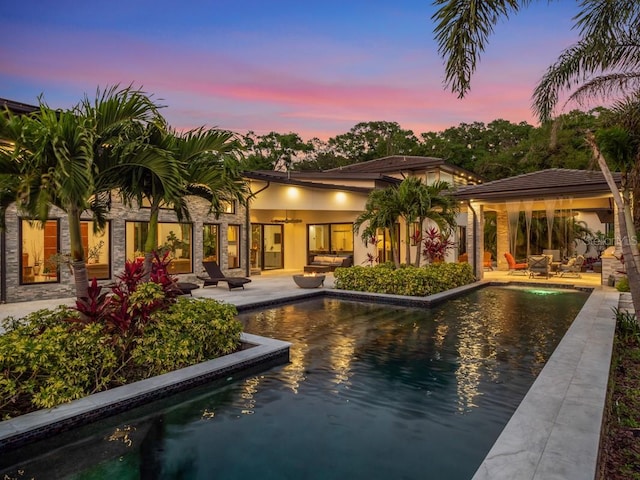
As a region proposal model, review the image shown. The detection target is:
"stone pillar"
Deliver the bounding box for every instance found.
[496,209,510,271]
[466,202,484,278]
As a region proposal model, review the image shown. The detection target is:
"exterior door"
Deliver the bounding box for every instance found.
[252,224,284,270]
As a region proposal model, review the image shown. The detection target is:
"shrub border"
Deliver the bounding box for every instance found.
[0,332,290,451]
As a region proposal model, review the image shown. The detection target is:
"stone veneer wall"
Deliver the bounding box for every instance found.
[3,194,248,304]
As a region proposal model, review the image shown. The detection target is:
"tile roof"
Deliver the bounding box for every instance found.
[454,169,621,200]
[0,98,38,115]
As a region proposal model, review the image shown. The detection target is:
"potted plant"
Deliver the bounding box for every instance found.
[87,240,105,264]
[164,231,185,259]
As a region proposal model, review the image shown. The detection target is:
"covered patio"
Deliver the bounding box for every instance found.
[455,169,623,286]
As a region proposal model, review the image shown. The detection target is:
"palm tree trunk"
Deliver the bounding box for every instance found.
[588,135,640,313]
[405,222,412,265]
[68,209,89,302]
[414,219,423,267]
[143,205,160,280]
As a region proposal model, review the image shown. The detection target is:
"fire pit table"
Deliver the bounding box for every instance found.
[292,274,326,288]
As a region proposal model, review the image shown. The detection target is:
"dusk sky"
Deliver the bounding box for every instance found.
[1,1,582,140]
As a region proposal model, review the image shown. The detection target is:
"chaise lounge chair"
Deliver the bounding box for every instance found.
[504,252,528,275]
[197,261,252,290]
[559,255,585,278]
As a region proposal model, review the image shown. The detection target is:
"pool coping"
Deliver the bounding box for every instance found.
[0,280,619,480]
[0,332,291,451]
[471,286,619,480]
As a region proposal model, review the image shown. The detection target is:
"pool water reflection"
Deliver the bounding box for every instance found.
[0,286,589,480]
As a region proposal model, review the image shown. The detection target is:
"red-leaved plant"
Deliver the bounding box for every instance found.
[421,227,455,263]
[73,250,180,335]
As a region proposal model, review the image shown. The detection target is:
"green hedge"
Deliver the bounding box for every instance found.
[334,263,476,296]
[0,297,241,420]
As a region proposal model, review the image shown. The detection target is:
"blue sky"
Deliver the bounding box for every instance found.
[1,1,582,140]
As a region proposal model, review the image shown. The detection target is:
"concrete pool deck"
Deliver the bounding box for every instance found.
[0,270,623,479]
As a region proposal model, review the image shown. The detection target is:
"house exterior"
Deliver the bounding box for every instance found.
[454,169,622,285]
[245,156,483,273]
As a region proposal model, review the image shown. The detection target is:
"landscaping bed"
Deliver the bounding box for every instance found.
[333,262,475,296]
[598,309,640,479]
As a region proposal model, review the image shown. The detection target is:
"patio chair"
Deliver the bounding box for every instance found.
[483,251,494,271]
[559,255,585,278]
[528,255,551,279]
[197,261,252,290]
[504,252,528,275]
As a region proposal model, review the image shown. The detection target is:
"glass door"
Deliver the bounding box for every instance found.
[251,224,284,270]
[250,224,262,271]
[263,224,283,270]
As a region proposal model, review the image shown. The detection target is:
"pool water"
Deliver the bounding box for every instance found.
[0,286,589,479]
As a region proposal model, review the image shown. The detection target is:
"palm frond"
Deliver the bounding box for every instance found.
[433,0,528,98]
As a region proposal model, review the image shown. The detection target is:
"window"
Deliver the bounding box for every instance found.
[308,223,354,260]
[203,224,219,262]
[222,201,236,214]
[330,224,354,253]
[228,225,241,268]
[20,219,59,284]
[125,221,192,274]
[82,220,111,280]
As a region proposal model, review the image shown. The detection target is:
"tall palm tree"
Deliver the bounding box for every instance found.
[413,180,458,266]
[354,186,403,266]
[104,123,248,276]
[0,86,164,302]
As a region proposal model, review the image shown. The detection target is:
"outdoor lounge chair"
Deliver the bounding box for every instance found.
[197,261,252,290]
[528,255,551,279]
[559,255,585,278]
[504,252,528,275]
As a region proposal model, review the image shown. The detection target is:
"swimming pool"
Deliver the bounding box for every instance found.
[0,286,589,479]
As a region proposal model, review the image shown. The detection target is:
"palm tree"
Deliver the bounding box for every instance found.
[354,186,403,266]
[433,1,640,112]
[0,86,163,302]
[400,178,458,267]
[104,123,248,276]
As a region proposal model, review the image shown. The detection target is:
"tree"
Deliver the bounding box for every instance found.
[397,177,458,266]
[243,131,312,171]
[0,86,162,302]
[329,121,420,163]
[433,1,640,109]
[353,187,403,266]
[105,123,247,276]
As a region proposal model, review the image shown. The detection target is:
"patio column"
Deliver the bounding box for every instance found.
[602,203,623,285]
[496,209,510,271]
[467,202,484,278]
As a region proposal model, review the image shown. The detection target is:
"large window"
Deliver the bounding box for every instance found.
[308,223,354,261]
[203,224,219,262]
[228,225,241,269]
[126,222,192,274]
[20,219,59,284]
[83,220,111,280]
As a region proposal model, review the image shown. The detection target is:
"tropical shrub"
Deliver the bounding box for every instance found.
[334,262,475,296]
[130,298,241,377]
[0,251,243,420]
[616,276,630,292]
[422,227,455,263]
